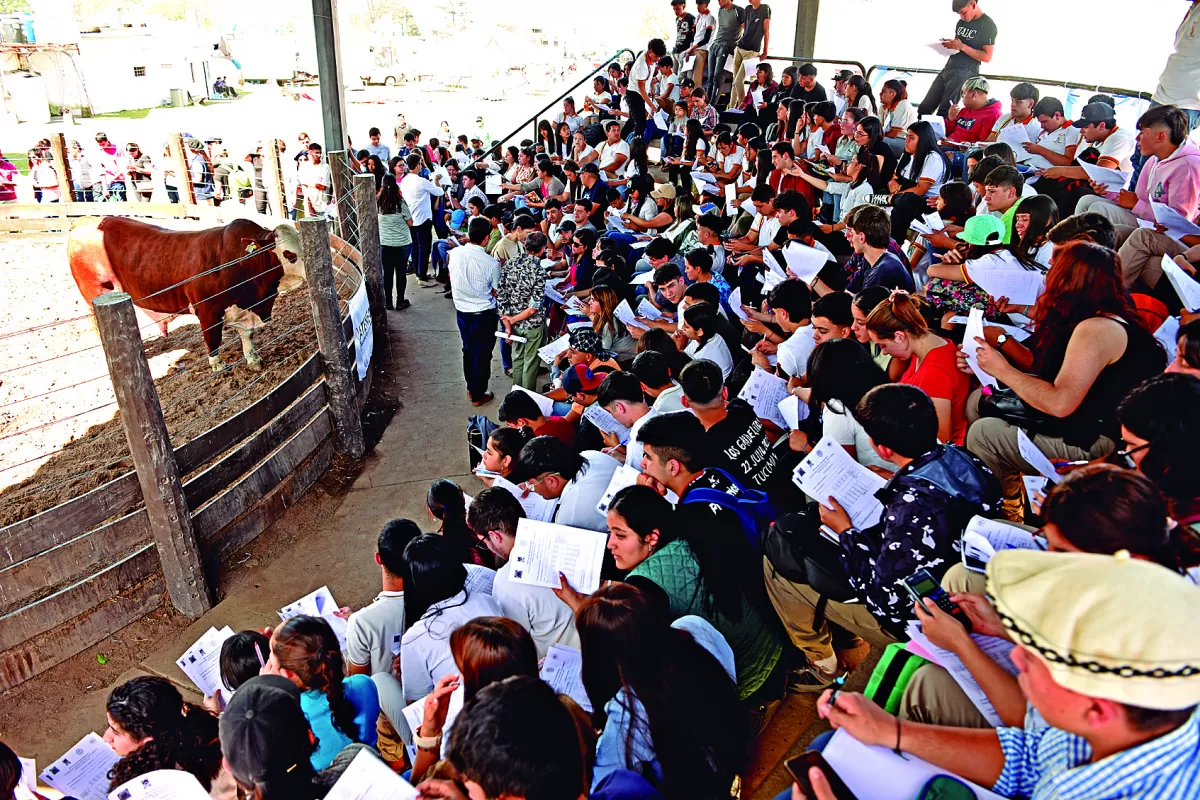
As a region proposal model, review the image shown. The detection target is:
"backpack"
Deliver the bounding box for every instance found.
[681,467,777,550]
[582,122,605,147]
[864,642,929,715]
[762,509,857,601]
[467,415,499,472]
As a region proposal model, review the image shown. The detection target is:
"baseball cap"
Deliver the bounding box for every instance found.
[650,183,677,200]
[1072,101,1118,129]
[562,364,604,395]
[957,214,1006,246]
[94,131,108,141]
[832,69,853,81]
[451,209,467,229]
[581,162,601,175]
[219,675,314,786]
[679,77,695,89]
[988,549,1200,710]
[568,326,604,355]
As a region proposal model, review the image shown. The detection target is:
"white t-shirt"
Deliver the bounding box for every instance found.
[298,159,332,211]
[400,589,506,701]
[993,114,1042,143]
[684,336,734,378]
[555,451,621,532]
[658,73,681,104]
[823,399,893,473]
[776,324,815,380]
[575,144,596,163]
[1077,127,1137,177]
[694,12,716,51]
[625,409,655,472]
[753,214,781,247]
[493,560,581,658]
[631,56,654,97]
[345,590,405,675]
[883,99,918,135]
[598,139,631,180]
[1154,3,1200,109]
[966,249,1025,276]
[652,383,687,414]
[1025,124,1081,171]
[556,112,584,133]
[903,152,948,197]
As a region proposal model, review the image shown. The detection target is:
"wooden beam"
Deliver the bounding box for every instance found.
[351,173,390,370]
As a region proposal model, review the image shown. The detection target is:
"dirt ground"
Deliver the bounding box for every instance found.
[0,229,356,526]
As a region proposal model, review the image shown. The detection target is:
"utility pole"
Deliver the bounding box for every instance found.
[793,0,820,59]
[312,0,348,154]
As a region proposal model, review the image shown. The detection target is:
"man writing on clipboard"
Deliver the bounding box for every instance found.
[917,0,997,119]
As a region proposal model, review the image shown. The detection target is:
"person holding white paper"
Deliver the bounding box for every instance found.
[1075,105,1200,245]
[1116,225,1200,307]
[1036,101,1134,217]
[679,302,735,378]
[596,371,657,468]
[102,676,224,793]
[751,279,814,390]
[984,83,1042,146]
[963,242,1167,522]
[766,384,1000,690]
[805,338,893,474]
[512,435,620,533]
[345,519,421,679]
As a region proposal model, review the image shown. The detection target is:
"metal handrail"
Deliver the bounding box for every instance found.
[864,64,1151,102]
[753,55,868,78]
[485,48,639,157]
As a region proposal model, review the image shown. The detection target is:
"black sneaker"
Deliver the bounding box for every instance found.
[395,299,411,310]
[785,663,840,694]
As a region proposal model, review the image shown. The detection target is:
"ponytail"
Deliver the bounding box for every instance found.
[271,617,360,744]
[864,290,929,339]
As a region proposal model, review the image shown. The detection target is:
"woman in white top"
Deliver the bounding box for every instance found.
[572,130,599,167]
[926,214,1030,319]
[845,75,878,115]
[1012,195,1060,273]
[804,338,895,474]
[887,120,950,242]
[584,76,614,118]
[679,301,733,378]
[879,79,918,145]
[797,149,880,229]
[666,118,709,197]
[399,535,505,702]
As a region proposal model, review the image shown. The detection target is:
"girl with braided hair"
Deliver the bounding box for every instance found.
[261,615,380,770]
[102,675,222,792]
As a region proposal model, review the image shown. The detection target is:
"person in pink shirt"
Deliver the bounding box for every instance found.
[92,132,128,200]
[0,150,17,203]
[1078,104,1200,247]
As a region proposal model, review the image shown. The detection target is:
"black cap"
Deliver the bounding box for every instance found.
[832,69,853,81]
[219,675,311,786]
[1072,102,1118,129]
[581,162,601,175]
[679,77,695,89]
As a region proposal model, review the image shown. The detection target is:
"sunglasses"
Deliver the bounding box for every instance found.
[572,241,584,247]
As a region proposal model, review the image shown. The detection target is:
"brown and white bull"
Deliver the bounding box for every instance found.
[67,216,306,371]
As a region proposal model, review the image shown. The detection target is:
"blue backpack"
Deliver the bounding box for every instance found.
[680,467,778,550]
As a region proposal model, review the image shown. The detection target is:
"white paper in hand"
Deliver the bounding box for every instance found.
[40,733,119,800]
[822,730,1007,800]
[782,241,827,283]
[484,173,503,194]
[1151,202,1200,241]
[508,518,608,594]
[176,626,236,698]
[737,368,790,428]
[492,476,560,522]
[967,263,1045,305]
[538,334,571,364]
[636,297,666,320]
[751,88,764,107]
[728,286,750,321]
[776,394,809,430]
[514,387,555,417]
[540,644,592,712]
[792,435,887,529]
[1161,254,1200,311]
[615,299,648,330]
[724,182,738,216]
[927,41,956,56]
[582,404,632,443]
[963,308,997,389]
[323,749,419,800]
[997,124,1032,162]
[1016,429,1063,484]
[108,769,211,800]
[279,586,349,651]
[1079,161,1129,194]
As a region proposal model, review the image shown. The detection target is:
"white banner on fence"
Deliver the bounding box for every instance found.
[349,281,373,380]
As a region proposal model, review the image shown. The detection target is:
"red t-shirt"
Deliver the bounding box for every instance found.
[901,342,970,445]
[536,416,576,448]
[949,101,1003,143]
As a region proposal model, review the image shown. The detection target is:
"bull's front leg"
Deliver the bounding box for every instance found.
[197,308,227,372]
[239,327,263,371]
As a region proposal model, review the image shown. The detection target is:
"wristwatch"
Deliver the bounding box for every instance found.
[413,729,443,751]
[995,333,1009,350]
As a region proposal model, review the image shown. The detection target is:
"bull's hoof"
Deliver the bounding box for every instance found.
[208,355,228,373]
[246,356,264,372]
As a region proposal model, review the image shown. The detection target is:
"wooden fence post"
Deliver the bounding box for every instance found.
[49,134,74,205]
[350,173,390,367]
[169,132,197,206]
[92,293,213,618]
[298,217,366,458]
[263,139,287,219]
[327,150,356,244]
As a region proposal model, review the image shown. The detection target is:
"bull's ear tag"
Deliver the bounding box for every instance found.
[245,242,259,254]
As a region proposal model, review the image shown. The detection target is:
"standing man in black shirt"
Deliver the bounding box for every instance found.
[730,0,772,110]
[917,0,997,118]
[671,0,697,58]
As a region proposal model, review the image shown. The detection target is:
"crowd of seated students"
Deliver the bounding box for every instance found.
[12,6,1200,799]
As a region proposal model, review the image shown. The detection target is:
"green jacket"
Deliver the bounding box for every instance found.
[629,538,782,699]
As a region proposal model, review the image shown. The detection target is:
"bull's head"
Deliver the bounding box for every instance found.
[271,223,306,292]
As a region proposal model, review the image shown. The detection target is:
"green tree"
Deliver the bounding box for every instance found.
[0,0,31,13]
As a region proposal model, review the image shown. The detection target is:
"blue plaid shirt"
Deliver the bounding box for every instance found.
[994,707,1200,799]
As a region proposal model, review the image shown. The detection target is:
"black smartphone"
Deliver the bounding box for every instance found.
[903,567,972,632]
[785,751,858,800]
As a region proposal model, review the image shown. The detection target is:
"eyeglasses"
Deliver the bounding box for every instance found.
[520,472,558,491]
[1115,441,1151,469]
[854,129,869,138]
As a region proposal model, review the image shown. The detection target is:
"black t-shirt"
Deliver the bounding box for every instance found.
[705,400,779,491]
[674,12,697,53]
[947,12,997,71]
[792,83,828,105]
[738,3,772,51]
[870,139,897,190]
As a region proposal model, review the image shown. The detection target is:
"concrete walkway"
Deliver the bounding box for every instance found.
[5,279,836,797]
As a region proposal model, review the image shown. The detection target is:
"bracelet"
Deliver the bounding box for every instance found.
[413,729,442,751]
[893,717,908,760]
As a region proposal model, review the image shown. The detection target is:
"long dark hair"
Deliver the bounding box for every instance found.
[427,478,493,567]
[806,338,889,418]
[684,118,705,162]
[270,617,360,744]
[378,173,402,215]
[1012,194,1059,271]
[847,75,877,114]
[402,534,469,633]
[576,584,748,800]
[755,148,773,187]
[105,676,222,791]
[1,741,21,797]
[897,120,947,186]
[848,147,881,190]
[1030,242,1146,376]
[628,135,649,178]
[556,123,573,157]
[538,120,555,153]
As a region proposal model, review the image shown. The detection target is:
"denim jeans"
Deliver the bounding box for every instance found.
[456,309,499,401]
[705,44,732,107]
[410,220,434,280]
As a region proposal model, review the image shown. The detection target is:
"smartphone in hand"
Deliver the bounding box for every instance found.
[785,751,858,800]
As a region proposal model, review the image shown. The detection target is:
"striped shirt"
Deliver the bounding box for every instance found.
[994,708,1200,799]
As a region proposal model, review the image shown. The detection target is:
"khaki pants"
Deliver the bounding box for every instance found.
[691,49,709,92]
[1118,226,1200,290]
[510,323,547,390]
[730,46,760,108]
[763,557,896,664]
[965,390,1114,522]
